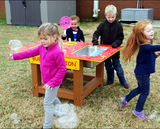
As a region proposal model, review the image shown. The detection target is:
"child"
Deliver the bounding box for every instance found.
[10,23,66,128]
[92,4,130,89]
[62,15,85,42]
[119,20,160,119]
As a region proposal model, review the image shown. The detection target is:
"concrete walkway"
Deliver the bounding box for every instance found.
[152,20,160,28]
[121,20,160,28]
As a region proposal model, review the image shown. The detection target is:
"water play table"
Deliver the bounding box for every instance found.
[18,41,122,106]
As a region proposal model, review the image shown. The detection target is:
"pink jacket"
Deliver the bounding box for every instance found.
[13,42,66,88]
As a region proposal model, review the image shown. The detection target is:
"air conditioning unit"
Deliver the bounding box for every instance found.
[121,8,153,22]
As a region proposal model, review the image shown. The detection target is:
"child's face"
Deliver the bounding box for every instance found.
[39,34,56,47]
[105,14,116,23]
[71,19,79,31]
[144,24,154,41]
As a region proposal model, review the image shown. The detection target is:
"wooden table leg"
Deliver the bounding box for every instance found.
[30,61,104,107]
[96,62,104,88]
[73,60,84,106]
[31,64,42,97]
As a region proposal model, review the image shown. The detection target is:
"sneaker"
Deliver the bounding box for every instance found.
[119,97,127,108]
[133,109,147,119]
[103,82,113,86]
[122,83,131,89]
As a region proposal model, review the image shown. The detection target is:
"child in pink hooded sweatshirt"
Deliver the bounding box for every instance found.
[11,23,66,128]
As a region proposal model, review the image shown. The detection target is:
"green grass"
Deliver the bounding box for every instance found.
[1,18,160,128]
[0,17,6,24]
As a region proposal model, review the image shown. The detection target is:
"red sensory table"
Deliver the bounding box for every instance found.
[18,41,122,106]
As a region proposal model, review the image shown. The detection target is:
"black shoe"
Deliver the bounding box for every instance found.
[122,83,131,89]
[104,82,113,86]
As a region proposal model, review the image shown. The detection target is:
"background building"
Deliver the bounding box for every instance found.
[0,1,5,18]
[76,0,160,21]
[0,0,159,23]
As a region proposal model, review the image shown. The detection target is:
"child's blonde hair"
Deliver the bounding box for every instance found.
[122,20,152,62]
[104,4,117,16]
[38,23,63,49]
[70,15,80,23]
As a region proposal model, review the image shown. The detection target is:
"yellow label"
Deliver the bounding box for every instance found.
[30,55,40,64]
[65,58,79,70]
[30,56,79,70]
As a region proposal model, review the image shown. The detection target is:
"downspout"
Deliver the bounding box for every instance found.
[93,0,100,18]
[141,0,143,8]
[137,0,139,9]
[137,0,143,9]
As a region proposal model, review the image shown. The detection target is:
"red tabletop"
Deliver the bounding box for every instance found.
[17,41,123,62]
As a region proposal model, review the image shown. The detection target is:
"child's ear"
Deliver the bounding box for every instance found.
[77,22,80,26]
[53,35,57,41]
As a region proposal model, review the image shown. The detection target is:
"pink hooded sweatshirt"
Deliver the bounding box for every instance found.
[13,42,66,88]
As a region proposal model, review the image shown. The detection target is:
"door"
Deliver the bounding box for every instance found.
[10,0,41,26]
[10,0,25,25]
[25,0,41,26]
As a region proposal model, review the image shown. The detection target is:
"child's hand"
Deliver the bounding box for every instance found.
[155,52,160,57]
[80,39,83,42]
[111,42,118,48]
[62,34,67,37]
[43,84,53,90]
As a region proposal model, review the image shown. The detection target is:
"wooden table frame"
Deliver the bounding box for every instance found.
[31,60,104,106]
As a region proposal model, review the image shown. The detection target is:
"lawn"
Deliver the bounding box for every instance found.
[0,18,160,128]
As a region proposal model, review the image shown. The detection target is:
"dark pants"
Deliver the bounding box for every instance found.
[104,58,126,85]
[126,74,150,112]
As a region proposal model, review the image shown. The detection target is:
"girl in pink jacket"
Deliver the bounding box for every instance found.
[11,23,66,128]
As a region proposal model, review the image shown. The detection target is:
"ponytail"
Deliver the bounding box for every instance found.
[54,24,63,50]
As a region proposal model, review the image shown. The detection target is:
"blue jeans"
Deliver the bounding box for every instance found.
[125,74,150,112]
[104,58,126,85]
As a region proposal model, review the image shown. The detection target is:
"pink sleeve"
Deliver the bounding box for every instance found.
[13,47,40,60]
